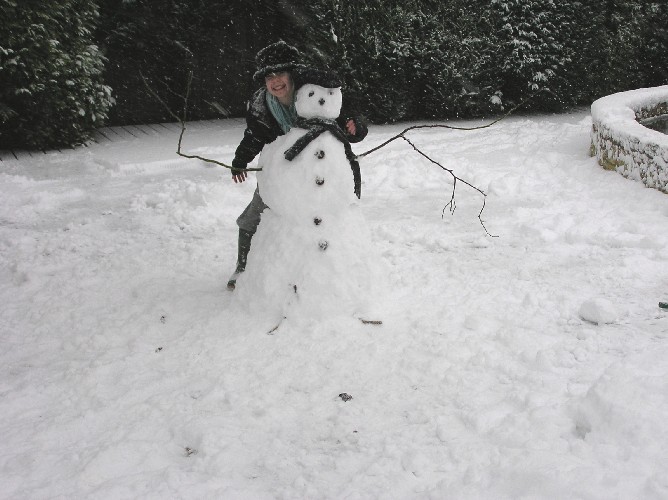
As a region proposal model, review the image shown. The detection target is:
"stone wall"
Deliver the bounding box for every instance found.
[590,86,668,193]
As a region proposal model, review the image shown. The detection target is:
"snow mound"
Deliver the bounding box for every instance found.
[578,298,618,325]
[572,346,668,465]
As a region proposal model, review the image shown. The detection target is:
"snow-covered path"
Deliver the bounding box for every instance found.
[1,111,667,499]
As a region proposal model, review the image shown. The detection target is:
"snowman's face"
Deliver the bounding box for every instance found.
[295,84,342,120]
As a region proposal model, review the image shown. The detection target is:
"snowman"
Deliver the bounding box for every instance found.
[232,68,384,328]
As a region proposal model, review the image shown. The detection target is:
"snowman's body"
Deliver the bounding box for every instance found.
[233,83,382,323]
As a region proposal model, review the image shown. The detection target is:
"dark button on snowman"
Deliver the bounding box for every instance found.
[233,68,382,326]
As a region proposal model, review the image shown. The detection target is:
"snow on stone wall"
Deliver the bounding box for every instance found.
[590,85,668,193]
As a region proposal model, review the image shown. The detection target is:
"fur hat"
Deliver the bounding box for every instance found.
[292,67,342,90]
[253,41,303,84]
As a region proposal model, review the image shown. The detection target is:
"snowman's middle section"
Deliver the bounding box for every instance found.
[259,127,358,222]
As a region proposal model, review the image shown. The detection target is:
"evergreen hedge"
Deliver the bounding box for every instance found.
[1,0,666,149]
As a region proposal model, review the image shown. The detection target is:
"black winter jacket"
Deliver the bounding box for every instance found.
[232,88,368,172]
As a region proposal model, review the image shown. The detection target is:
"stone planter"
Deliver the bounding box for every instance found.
[590,85,668,193]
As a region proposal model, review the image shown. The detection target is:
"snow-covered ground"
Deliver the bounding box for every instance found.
[1,111,667,499]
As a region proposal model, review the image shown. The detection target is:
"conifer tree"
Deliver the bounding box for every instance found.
[489,0,572,109]
[0,0,112,149]
[303,0,503,122]
[580,0,648,98]
[639,1,668,87]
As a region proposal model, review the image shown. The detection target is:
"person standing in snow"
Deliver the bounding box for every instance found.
[227,41,368,290]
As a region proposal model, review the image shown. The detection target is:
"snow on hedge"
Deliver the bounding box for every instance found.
[590,85,668,193]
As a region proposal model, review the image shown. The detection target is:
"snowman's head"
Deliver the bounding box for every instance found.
[293,68,342,120]
[295,84,342,119]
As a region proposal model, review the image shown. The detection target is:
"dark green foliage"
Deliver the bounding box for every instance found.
[97,0,305,125]
[489,0,573,110]
[566,0,666,102]
[578,0,646,100]
[3,0,666,147]
[307,0,665,121]
[0,0,112,149]
[302,0,504,122]
[638,2,668,87]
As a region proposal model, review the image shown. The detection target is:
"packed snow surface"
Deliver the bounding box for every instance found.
[1,111,667,499]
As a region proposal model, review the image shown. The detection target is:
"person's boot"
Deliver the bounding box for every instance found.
[227,229,253,290]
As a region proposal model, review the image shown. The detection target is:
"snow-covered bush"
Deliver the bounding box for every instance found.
[305,1,504,123]
[490,0,573,108]
[86,0,664,126]
[590,85,668,193]
[0,1,113,149]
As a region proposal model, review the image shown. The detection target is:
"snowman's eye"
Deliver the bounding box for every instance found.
[308,91,315,97]
[329,91,334,95]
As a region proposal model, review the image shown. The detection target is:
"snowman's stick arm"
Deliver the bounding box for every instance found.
[357,121,497,158]
[401,136,484,194]
[356,92,538,159]
[401,136,496,237]
[174,129,261,171]
[140,70,261,172]
[353,93,540,236]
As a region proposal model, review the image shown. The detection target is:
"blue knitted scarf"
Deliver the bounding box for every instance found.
[265,91,297,133]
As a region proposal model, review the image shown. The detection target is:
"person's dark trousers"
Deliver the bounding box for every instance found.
[227,188,266,290]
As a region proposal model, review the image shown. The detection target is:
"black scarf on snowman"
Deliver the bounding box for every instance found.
[283,117,361,199]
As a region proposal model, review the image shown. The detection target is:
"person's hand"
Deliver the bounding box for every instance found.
[232,169,248,183]
[346,119,357,136]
